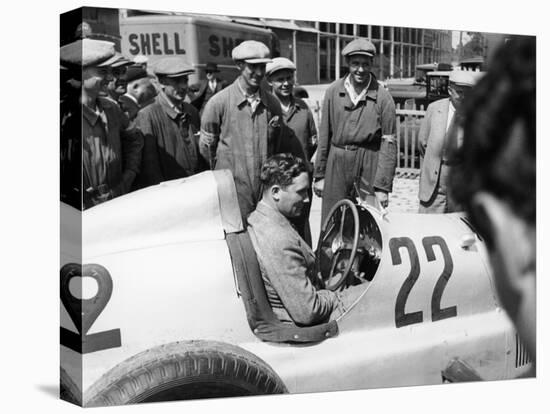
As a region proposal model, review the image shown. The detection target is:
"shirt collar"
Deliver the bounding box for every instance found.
[338,73,379,106]
[255,200,293,228]
[234,77,271,108]
[158,91,184,120]
[274,94,299,115]
[122,93,139,106]
[82,99,106,125]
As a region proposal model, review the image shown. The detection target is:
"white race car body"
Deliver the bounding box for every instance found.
[60,170,531,406]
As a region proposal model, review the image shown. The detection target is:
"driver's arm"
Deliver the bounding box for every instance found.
[257,235,340,326]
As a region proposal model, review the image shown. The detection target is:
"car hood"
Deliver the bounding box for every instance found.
[63,170,242,259]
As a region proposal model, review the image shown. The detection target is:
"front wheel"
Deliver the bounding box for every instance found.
[85,340,287,406]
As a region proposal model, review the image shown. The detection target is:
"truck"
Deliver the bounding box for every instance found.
[119,12,280,84]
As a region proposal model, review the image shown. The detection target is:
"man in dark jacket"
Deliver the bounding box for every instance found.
[189,62,228,115]
[60,38,143,209]
[313,38,397,224]
[133,57,206,189]
[119,66,157,121]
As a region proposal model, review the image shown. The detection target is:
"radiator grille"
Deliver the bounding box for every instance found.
[515,333,532,367]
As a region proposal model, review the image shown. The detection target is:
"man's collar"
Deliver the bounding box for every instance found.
[273,93,297,112]
[255,200,292,228]
[235,76,272,107]
[82,98,106,125]
[338,73,379,106]
[122,93,139,106]
[158,91,184,120]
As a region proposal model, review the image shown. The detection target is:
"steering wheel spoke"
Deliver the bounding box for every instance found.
[315,199,360,291]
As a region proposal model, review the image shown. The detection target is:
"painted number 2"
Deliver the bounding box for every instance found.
[390,236,457,328]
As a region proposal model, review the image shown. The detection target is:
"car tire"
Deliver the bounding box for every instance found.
[84,340,287,406]
[60,367,81,406]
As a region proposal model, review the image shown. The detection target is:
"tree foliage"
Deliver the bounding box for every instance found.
[462,32,485,58]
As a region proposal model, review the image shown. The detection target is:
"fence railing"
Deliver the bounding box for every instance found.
[305,99,426,173]
[396,102,426,172]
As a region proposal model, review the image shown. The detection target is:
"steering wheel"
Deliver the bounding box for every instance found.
[315,199,360,291]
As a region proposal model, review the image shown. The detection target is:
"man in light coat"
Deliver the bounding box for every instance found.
[418,70,481,213]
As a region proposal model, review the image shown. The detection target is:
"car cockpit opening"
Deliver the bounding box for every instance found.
[315,197,383,292]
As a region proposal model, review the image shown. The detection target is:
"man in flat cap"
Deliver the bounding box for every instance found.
[266,57,317,245]
[313,38,397,224]
[133,57,205,189]
[189,62,228,116]
[60,38,143,209]
[119,66,157,121]
[102,53,133,107]
[418,70,480,213]
[199,40,286,220]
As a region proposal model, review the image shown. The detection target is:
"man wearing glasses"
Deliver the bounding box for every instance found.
[313,38,397,224]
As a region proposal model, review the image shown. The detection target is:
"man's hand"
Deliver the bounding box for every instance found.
[313,178,324,197]
[375,190,389,209]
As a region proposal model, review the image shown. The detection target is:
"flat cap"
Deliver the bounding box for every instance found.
[133,55,148,65]
[342,38,376,57]
[154,57,195,78]
[266,57,296,76]
[109,53,133,68]
[60,38,116,67]
[449,70,479,87]
[123,66,149,83]
[232,40,271,63]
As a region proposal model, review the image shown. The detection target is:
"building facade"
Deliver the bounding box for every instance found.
[62,8,454,86]
[262,19,453,84]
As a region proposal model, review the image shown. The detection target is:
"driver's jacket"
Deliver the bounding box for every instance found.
[248,201,350,326]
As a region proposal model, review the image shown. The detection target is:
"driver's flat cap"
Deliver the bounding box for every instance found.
[342,38,376,57]
[154,57,195,78]
[232,40,272,64]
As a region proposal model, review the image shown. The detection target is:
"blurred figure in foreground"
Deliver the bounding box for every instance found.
[450,36,536,363]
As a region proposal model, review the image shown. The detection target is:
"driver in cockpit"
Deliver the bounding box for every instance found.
[248,153,365,326]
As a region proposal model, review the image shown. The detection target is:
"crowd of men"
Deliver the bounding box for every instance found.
[60,35,397,242]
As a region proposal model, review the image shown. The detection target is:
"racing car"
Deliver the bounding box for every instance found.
[60,170,532,407]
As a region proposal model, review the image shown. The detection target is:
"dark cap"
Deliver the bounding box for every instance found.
[205,62,220,73]
[60,38,116,68]
[123,66,149,83]
[232,40,271,63]
[154,57,195,78]
[342,38,376,57]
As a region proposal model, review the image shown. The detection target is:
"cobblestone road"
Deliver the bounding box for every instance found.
[309,176,420,249]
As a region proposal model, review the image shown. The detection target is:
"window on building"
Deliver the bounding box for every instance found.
[392,44,401,78]
[403,28,409,43]
[319,22,336,33]
[342,23,354,35]
[394,27,401,42]
[358,24,369,37]
[383,26,391,41]
[371,25,380,39]
[411,29,417,45]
